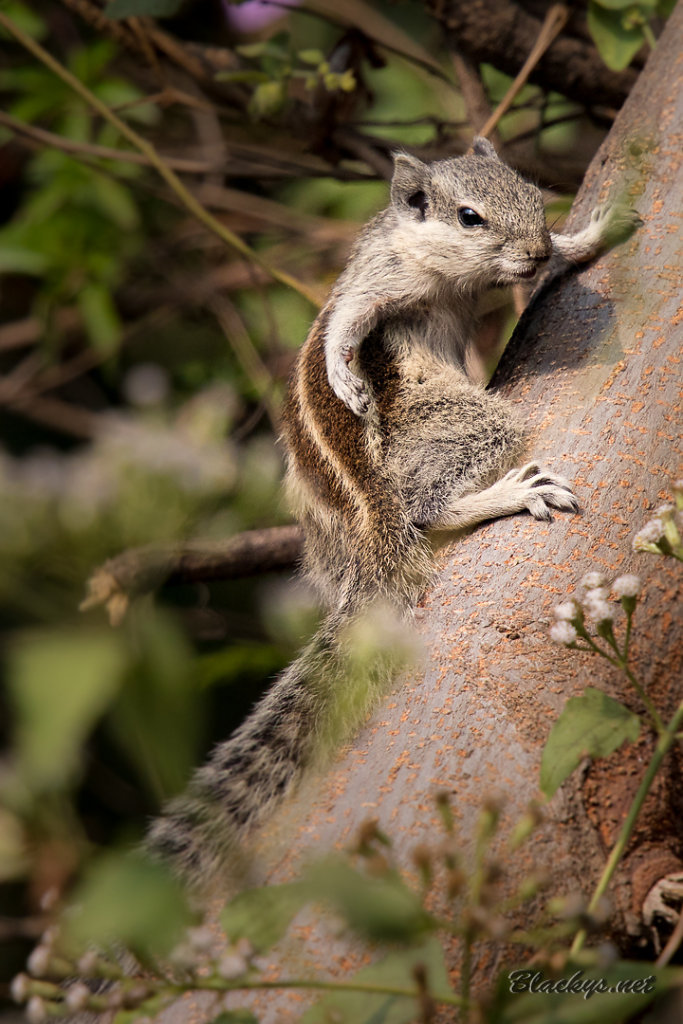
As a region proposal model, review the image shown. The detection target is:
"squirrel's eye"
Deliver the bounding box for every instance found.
[458,207,485,228]
[407,191,428,217]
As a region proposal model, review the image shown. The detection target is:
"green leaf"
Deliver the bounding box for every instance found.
[105,0,184,19]
[108,609,200,801]
[587,2,646,70]
[77,282,121,354]
[214,70,271,86]
[9,628,127,792]
[302,937,456,1024]
[304,859,435,943]
[540,688,640,798]
[592,0,644,8]
[0,1,47,39]
[90,175,139,231]
[248,81,285,120]
[221,882,308,952]
[0,244,48,275]
[196,644,288,689]
[236,41,288,61]
[298,49,325,65]
[0,808,27,881]
[64,850,192,955]
[68,39,116,82]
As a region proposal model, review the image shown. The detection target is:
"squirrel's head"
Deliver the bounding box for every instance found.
[389,138,551,287]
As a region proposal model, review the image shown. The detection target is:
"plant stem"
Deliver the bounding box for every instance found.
[186,975,467,1007]
[622,607,633,662]
[576,626,664,734]
[642,22,657,51]
[622,665,664,735]
[0,12,320,309]
[570,699,683,957]
[460,933,472,1023]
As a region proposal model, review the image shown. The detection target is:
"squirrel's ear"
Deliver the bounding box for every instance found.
[390,152,430,213]
[471,136,500,161]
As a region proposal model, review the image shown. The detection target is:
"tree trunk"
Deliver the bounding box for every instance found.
[160,7,683,1021]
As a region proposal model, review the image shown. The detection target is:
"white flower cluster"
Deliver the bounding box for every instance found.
[633,493,683,559]
[0,389,238,543]
[13,920,256,1019]
[549,571,642,646]
[99,413,235,494]
[582,587,612,624]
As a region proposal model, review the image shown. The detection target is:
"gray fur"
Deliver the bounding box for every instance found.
[326,140,640,415]
[148,142,639,889]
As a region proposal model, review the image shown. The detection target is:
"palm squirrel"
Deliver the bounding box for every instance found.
[148,137,639,884]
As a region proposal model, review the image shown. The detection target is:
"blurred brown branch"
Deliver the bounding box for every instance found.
[0,110,222,174]
[428,0,639,109]
[81,526,304,625]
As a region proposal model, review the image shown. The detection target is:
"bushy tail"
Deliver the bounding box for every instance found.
[146,599,409,887]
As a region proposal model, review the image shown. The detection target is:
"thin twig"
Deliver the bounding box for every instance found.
[333,127,394,180]
[0,390,98,438]
[144,20,214,81]
[451,50,501,148]
[59,0,209,81]
[0,310,81,352]
[657,903,683,967]
[58,0,137,50]
[0,350,46,401]
[0,12,319,309]
[208,295,280,430]
[479,4,570,140]
[0,110,220,174]
[503,109,585,147]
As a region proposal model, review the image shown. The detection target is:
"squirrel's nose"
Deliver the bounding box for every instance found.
[528,238,552,262]
[526,241,551,263]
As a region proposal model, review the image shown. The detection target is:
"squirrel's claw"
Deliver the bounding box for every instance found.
[499,462,579,521]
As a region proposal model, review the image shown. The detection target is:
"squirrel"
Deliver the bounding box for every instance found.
[147,137,639,885]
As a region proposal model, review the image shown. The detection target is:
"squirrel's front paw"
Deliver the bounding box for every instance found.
[501,462,579,521]
[327,358,370,416]
[590,201,642,250]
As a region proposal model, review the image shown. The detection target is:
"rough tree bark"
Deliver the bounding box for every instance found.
[156,8,682,1021]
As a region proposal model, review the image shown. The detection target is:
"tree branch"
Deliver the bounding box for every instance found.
[0,110,221,175]
[81,526,304,625]
[478,3,569,139]
[428,0,639,110]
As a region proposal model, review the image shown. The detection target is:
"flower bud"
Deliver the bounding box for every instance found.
[26,996,47,1024]
[10,974,30,1004]
[550,621,577,645]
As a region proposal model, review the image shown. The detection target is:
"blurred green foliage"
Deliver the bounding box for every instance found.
[65,849,192,956]
[587,0,676,70]
[12,797,682,1023]
[216,36,357,120]
[0,32,158,352]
